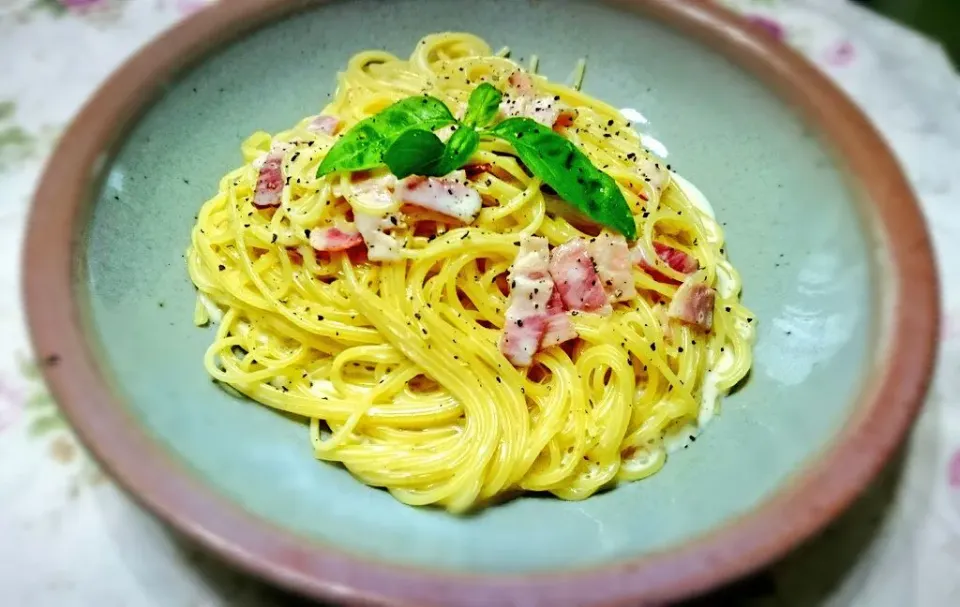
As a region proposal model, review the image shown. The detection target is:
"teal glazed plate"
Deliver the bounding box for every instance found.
[23,0,939,605]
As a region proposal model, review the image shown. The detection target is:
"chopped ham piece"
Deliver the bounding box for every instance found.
[635,156,670,197]
[507,71,536,96]
[633,241,699,283]
[396,171,482,222]
[500,237,554,366]
[500,313,548,367]
[499,71,574,129]
[528,97,563,129]
[549,239,612,315]
[668,277,716,330]
[354,211,403,261]
[589,233,637,303]
[309,225,363,252]
[342,175,404,261]
[307,115,340,135]
[349,174,398,211]
[552,108,578,131]
[253,150,285,209]
[654,242,699,274]
[465,163,493,178]
[252,142,293,170]
[540,289,577,348]
[286,248,304,265]
[512,235,550,277]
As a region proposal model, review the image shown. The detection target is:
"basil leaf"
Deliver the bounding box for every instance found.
[462,83,503,129]
[488,118,637,240]
[317,96,455,176]
[435,126,480,175]
[384,129,446,179]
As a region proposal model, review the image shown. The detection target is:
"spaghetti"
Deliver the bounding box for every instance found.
[187,33,754,512]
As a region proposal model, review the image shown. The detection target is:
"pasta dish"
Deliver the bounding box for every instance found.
[186,33,755,512]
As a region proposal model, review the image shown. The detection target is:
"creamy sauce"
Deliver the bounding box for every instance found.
[670,172,715,218]
[197,293,224,324]
[620,107,648,125]
[633,175,733,454]
[620,107,670,158]
[661,350,734,454]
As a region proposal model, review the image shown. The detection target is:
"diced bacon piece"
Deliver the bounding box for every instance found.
[512,235,550,278]
[253,151,285,209]
[465,163,493,178]
[343,175,404,261]
[549,239,612,315]
[540,289,577,348]
[396,171,482,223]
[668,277,716,330]
[500,312,547,367]
[499,71,574,129]
[354,211,403,261]
[499,237,554,366]
[252,142,293,170]
[654,242,699,274]
[528,97,562,129]
[348,174,397,211]
[632,242,699,283]
[286,248,304,265]
[553,108,578,131]
[307,115,340,135]
[635,156,670,199]
[589,233,637,303]
[508,71,536,96]
[309,225,363,252]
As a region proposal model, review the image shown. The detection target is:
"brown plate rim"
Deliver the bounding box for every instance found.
[22,0,940,605]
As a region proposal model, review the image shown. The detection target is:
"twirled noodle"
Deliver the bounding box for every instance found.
[187,33,755,512]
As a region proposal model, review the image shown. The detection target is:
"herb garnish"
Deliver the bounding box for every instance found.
[317,79,636,239]
[489,118,636,240]
[316,96,455,176]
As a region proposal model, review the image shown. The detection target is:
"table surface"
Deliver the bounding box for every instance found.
[1,0,959,605]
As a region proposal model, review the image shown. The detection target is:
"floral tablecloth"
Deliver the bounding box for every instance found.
[1,0,959,605]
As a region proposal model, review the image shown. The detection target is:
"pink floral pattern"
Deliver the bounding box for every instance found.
[175,0,213,16]
[746,15,786,41]
[59,0,103,8]
[0,376,25,432]
[825,40,857,67]
[1,0,959,605]
[949,449,960,489]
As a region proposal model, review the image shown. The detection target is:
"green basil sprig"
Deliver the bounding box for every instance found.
[462,83,502,129]
[382,84,498,179]
[437,127,481,174]
[382,130,446,179]
[384,126,482,179]
[488,118,637,240]
[316,96,455,176]
[315,80,637,240]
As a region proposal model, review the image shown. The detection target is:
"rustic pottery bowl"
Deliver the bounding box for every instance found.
[23,0,938,605]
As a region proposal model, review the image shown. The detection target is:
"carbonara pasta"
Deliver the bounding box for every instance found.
[186,32,755,512]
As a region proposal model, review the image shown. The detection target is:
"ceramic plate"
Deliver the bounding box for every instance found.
[23,0,938,605]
